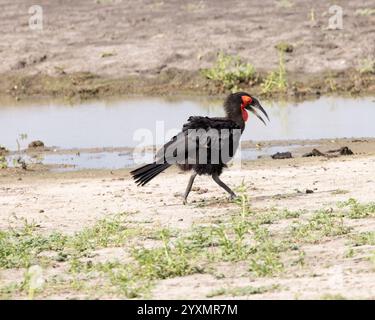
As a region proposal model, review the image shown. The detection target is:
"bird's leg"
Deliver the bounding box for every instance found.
[212,173,237,200]
[183,173,197,205]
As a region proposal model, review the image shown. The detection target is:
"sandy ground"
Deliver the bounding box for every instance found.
[2,0,374,76]
[1,146,375,299]
[1,147,375,233]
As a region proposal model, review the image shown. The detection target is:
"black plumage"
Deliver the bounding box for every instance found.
[131,92,269,203]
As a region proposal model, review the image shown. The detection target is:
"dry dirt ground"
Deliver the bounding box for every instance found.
[1,148,375,299]
[2,0,374,76]
[0,0,374,98]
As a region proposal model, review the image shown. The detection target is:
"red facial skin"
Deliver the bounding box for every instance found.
[241,95,252,121]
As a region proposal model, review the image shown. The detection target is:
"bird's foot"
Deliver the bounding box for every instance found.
[183,198,187,205]
[229,193,238,201]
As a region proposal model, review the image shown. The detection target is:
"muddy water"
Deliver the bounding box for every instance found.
[7,145,308,171]
[1,96,374,170]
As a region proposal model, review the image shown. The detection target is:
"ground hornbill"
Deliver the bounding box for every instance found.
[131,92,269,204]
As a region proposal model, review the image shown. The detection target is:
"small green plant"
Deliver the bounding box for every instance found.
[351,232,375,246]
[0,221,67,269]
[355,8,375,16]
[331,189,349,195]
[325,73,337,92]
[22,265,45,299]
[101,51,116,58]
[248,226,284,276]
[252,208,303,225]
[290,210,350,243]
[202,52,256,91]
[91,261,151,298]
[320,293,347,300]
[70,213,131,252]
[0,282,22,300]
[293,250,306,266]
[370,252,375,266]
[13,133,29,169]
[344,248,355,258]
[16,133,28,150]
[132,229,200,280]
[310,8,315,22]
[0,156,7,169]
[275,42,293,53]
[280,209,303,219]
[212,220,251,261]
[261,50,287,94]
[338,198,375,219]
[358,59,375,74]
[206,284,279,298]
[276,0,294,8]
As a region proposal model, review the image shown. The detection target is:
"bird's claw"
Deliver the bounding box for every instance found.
[229,193,238,201]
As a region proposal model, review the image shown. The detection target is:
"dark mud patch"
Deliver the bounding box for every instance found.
[271,152,293,159]
[28,140,45,149]
[303,146,354,158]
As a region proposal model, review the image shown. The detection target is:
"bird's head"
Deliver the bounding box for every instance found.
[224,92,269,126]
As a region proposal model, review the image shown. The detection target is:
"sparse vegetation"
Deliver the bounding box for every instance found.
[0,219,66,269]
[290,209,350,243]
[275,42,293,53]
[206,284,279,298]
[358,59,375,74]
[320,293,347,300]
[202,52,256,92]
[1,197,374,299]
[0,155,7,169]
[350,232,375,246]
[276,0,294,8]
[101,52,116,58]
[355,8,375,16]
[338,198,375,219]
[261,50,288,94]
[132,229,201,279]
[248,226,284,276]
[325,73,337,92]
[331,189,349,195]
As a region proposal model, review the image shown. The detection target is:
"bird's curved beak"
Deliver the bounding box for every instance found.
[245,100,270,126]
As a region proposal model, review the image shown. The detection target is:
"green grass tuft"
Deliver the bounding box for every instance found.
[350,232,375,246]
[338,198,375,219]
[290,210,350,243]
[321,293,347,300]
[202,52,256,92]
[206,284,279,298]
[261,50,287,94]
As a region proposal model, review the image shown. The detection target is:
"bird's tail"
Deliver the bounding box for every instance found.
[130,162,171,186]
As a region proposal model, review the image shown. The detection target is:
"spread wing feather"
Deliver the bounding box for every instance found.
[155,116,241,165]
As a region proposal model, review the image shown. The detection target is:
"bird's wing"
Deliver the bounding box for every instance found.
[154,116,242,165]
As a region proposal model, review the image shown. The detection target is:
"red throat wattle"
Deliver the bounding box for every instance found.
[241,105,248,121]
[241,96,252,122]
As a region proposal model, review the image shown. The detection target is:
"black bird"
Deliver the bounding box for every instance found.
[131,92,269,204]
